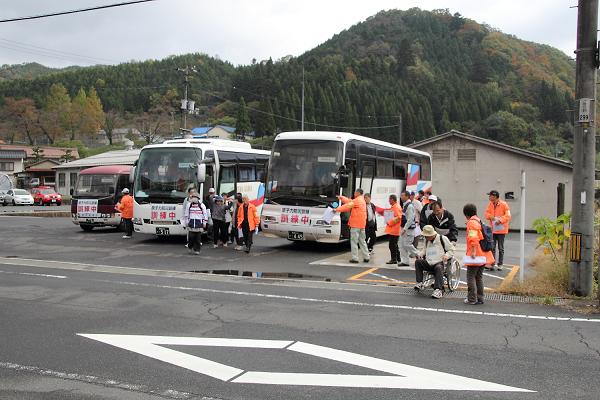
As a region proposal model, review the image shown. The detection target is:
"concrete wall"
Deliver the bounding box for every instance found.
[415,137,572,230]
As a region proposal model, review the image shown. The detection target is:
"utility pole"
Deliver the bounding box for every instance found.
[398,114,403,145]
[570,0,597,297]
[177,66,197,134]
[301,66,305,132]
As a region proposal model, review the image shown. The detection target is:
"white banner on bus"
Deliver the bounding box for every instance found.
[77,199,99,218]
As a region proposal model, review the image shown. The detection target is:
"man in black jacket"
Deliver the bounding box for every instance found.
[364,193,377,253]
[426,199,458,243]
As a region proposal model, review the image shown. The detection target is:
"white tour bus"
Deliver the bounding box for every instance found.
[132,138,270,236]
[261,131,432,243]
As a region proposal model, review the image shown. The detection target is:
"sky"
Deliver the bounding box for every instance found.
[0,0,579,68]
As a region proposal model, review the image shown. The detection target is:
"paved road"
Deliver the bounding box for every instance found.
[0,204,70,213]
[0,257,598,400]
[0,216,537,288]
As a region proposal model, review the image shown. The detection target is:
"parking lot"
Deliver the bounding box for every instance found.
[0,214,537,289]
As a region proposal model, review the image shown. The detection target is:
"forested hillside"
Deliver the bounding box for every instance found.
[0,8,576,159]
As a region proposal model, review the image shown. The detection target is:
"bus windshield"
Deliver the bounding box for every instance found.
[134,147,201,204]
[267,140,343,201]
[75,175,116,197]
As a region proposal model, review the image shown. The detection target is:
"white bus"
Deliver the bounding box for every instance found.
[261,131,432,243]
[132,138,270,236]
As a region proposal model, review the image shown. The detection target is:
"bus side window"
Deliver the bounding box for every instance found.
[219,165,236,196]
[394,163,406,179]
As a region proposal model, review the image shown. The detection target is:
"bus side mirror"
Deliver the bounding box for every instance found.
[129,166,135,183]
[339,174,349,188]
[197,164,206,183]
[69,188,74,196]
[109,186,115,195]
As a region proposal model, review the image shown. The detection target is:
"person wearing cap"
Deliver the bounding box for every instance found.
[211,195,232,248]
[410,191,423,247]
[183,194,208,255]
[399,190,418,266]
[484,190,511,271]
[116,188,134,238]
[419,194,438,229]
[414,225,454,299]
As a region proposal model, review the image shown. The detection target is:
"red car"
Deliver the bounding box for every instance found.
[31,186,62,206]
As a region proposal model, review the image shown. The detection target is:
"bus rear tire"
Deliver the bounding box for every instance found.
[80,224,94,232]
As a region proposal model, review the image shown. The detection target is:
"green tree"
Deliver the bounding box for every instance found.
[235,97,252,138]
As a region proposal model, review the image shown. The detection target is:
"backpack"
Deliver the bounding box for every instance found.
[478,219,494,252]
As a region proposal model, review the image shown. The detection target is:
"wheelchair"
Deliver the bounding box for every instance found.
[422,257,461,292]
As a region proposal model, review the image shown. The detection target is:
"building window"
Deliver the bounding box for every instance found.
[457,148,477,161]
[58,173,65,187]
[0,162,14,171]
[432,149,450,160]
[70,173,78,189]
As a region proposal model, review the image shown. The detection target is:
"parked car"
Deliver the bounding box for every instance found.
[3,189,34,206]
[31,186,62,206]
[0,191,6,206]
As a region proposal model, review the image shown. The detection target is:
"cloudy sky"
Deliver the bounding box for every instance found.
[0,0,579,68]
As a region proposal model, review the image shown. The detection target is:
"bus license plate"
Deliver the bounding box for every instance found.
[156,227,170,235]
[288,231,304,240]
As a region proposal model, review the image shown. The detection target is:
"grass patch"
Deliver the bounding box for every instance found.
[500,251,570,298]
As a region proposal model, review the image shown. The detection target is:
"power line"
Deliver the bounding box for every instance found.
[204,90,400,131]
[0,0,157,23]
[231,85,402,120]
[0,37,118,64]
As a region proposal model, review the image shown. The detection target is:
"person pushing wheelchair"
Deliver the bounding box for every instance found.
[413,225,455,299]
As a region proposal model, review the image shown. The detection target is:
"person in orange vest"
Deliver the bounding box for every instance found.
[115,188,134,239]
[335,188,370,263]
[237,194,260,253]
[384,194,402,264]
[484,190,511,271]
[463,203,495,305]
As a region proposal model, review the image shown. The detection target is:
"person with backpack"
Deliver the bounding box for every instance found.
[463,203,495,305]
[183,194,208,255]
[413,225,455,299]
[364,193,377,253]
[398,190,419,266]
[211,195,232,248]
[485,190,511,271]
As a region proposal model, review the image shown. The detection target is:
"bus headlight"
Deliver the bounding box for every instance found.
[263,216,277,222]
[133,217,143,225]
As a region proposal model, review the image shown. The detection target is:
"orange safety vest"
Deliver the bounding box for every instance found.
[484,200,511,234]
[464,216,495,266]
[336,195,367,229]
[384,202,402,236]
[237,202,260,231]
[116,194,133,219]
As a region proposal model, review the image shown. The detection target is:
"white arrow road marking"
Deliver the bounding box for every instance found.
[78,334,534,392]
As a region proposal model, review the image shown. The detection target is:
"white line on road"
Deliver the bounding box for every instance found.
[91,278,600,324]
[0,361,194,399]
[0,270,67,279]
[461,267,505,280]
